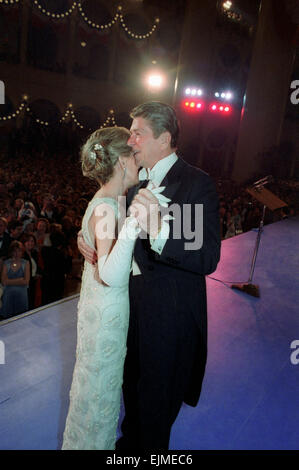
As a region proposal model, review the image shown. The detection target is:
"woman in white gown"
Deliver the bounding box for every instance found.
[62,126,140,450]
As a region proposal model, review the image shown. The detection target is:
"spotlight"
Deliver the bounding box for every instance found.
[148,74,163,88]
[215,92,220,97]
[145,67,167,91]
[185,88,191,95]
[223,1,232,10]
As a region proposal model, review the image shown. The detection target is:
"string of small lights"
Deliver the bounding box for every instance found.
[60,105,115,129]
[119,12,160,39]
[32,0,77,19]
[0,96,27,122]
[0,1,160,39]
[0,96,118,130]
[99,109,116,129]
[60,103,84,129]
[0,0,20,5]
[77,2,121,31]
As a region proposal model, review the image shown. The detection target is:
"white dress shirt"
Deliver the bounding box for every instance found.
[132,152,178,275]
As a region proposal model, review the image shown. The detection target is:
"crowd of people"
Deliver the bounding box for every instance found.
[0,149,298,320]
[0,151,96,319]
[215,178,298,239]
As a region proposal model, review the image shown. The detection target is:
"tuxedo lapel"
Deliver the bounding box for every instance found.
[160,158,185,201]
[161,179,181,201]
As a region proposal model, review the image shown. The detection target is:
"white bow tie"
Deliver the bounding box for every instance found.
[139,167,156,183]
[135,169,174,218]
[137,172,172,208]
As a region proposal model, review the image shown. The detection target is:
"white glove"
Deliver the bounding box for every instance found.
[148,186,171,207]
[148,185,175,224]
[98,216,140,287]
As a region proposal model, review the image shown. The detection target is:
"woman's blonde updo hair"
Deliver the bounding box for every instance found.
[81,126,132,185]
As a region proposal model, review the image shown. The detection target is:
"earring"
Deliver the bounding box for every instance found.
[120,160,127,178]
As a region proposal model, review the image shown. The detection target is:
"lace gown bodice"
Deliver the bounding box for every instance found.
[62,197,131,450]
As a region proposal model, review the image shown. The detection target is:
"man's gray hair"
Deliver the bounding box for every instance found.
[130,101,179,148]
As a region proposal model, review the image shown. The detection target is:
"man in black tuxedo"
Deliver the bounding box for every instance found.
[78,102,220,450]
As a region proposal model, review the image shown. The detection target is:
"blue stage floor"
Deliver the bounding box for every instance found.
[0,217,298,450]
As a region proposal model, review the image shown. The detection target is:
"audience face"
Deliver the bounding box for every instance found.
[37,220,47,233]
[56,204,65,212]
[10,226,23,239]
[65,210,76,222]
[24,222,35,233]
[44,202,54,211]
[62,217,73,230]
[14,199,24,211]
[24,236,36,252]
[11,245,23,260]
[36,194,43,206]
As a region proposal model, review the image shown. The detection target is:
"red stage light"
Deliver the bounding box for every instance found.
[209,103,231,114]
[182,99,216,113]
[182,99,203,111]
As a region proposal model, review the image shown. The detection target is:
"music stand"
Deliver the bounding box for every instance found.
[231,178,287,298]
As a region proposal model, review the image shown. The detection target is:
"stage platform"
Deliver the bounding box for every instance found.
[0,216,298,450]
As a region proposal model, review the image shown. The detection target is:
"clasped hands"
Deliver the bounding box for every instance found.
[77,186,167,265]
[129,187,162,239]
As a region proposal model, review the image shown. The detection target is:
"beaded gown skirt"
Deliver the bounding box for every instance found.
[62,198,129,450]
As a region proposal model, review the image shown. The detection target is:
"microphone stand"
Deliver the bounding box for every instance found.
[231,176,286,298]
[231,204,266,297]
